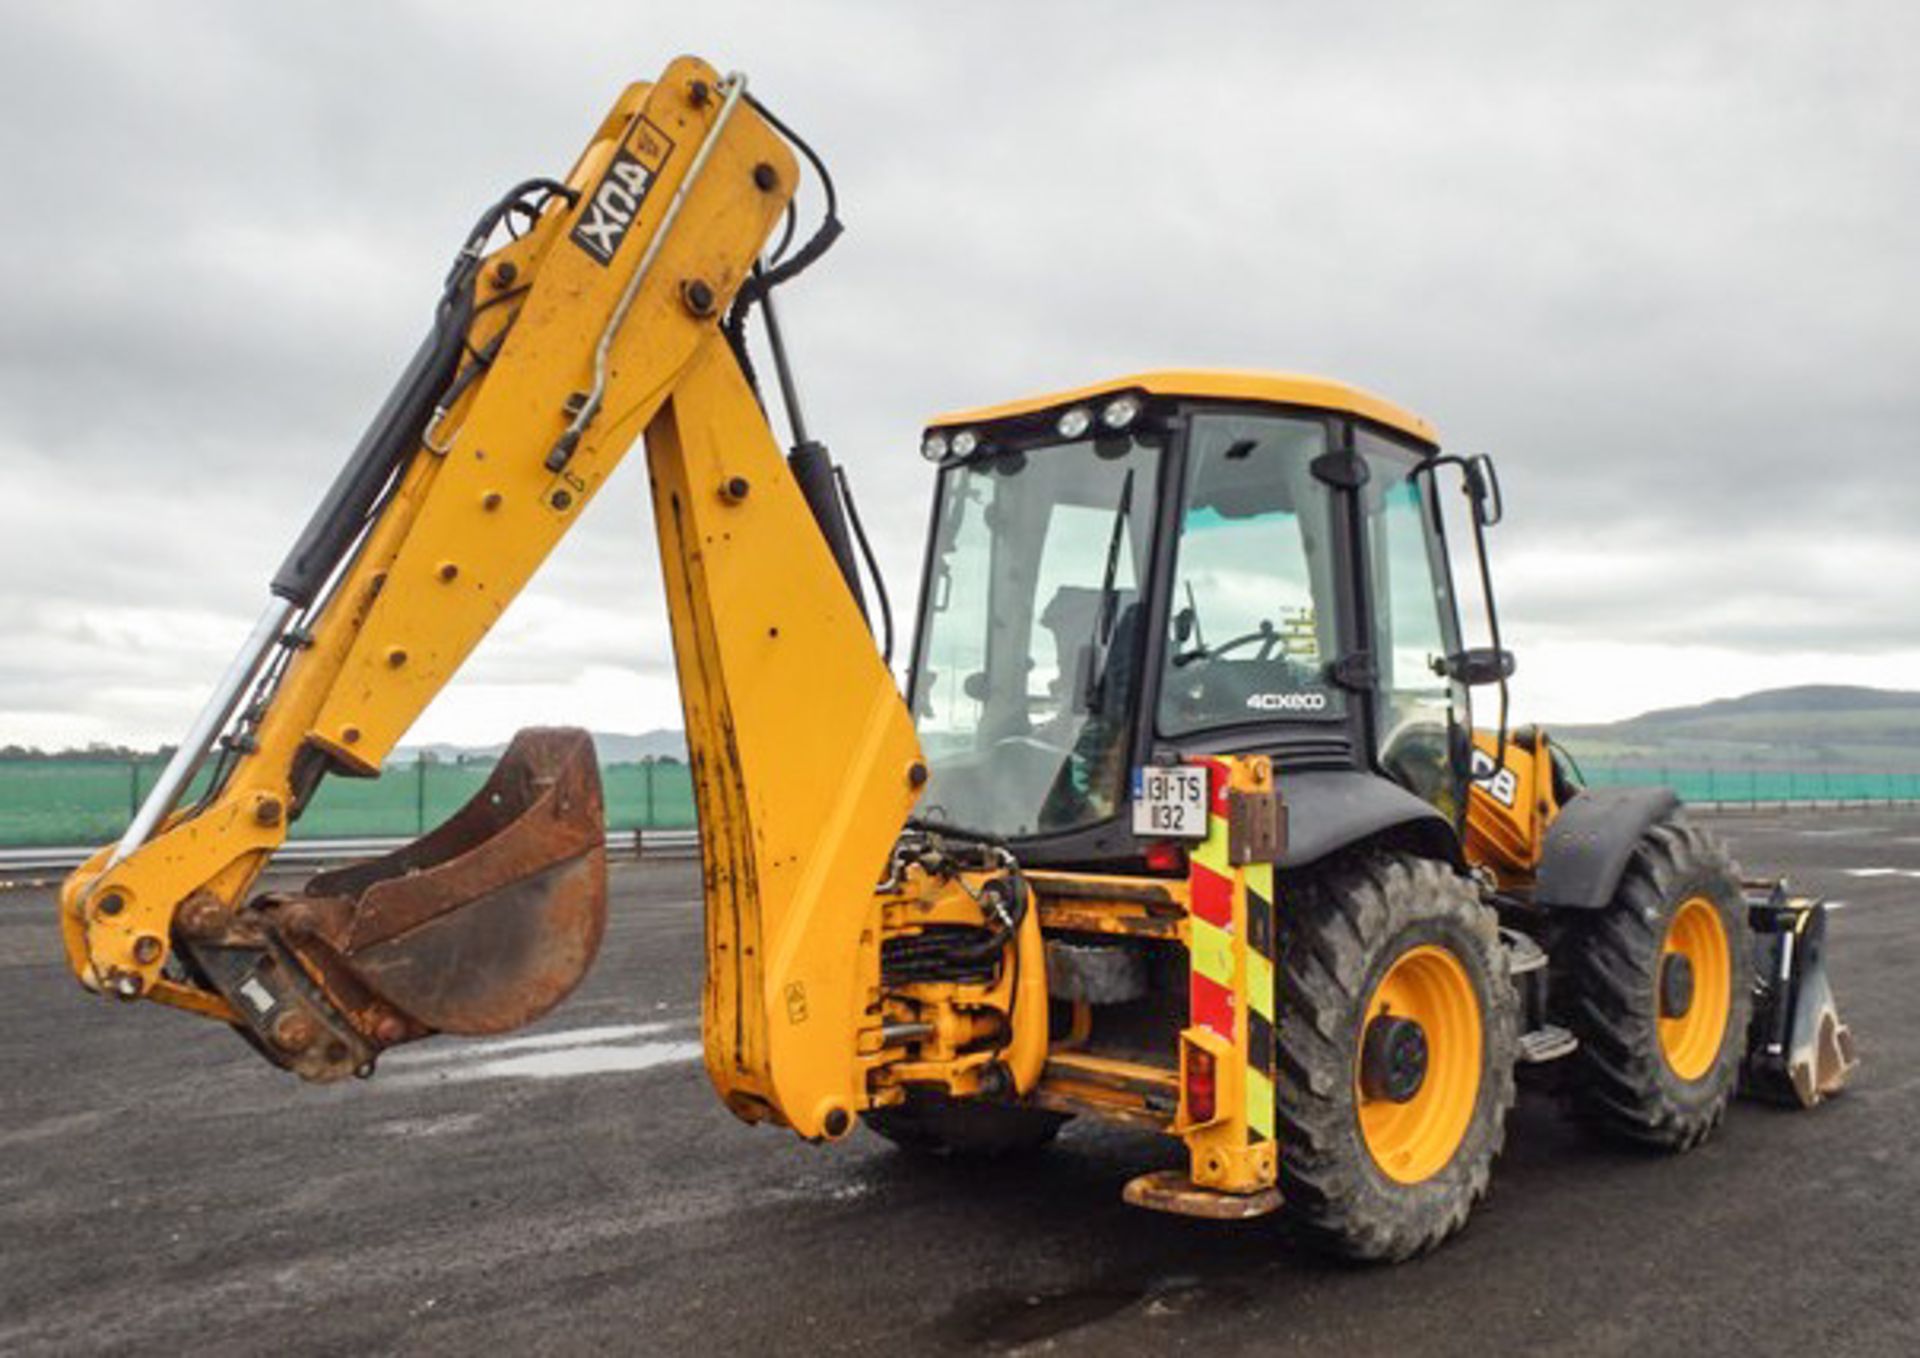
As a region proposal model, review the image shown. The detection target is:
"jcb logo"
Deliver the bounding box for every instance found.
[1470,748,1519,809]
[570,119,673,265]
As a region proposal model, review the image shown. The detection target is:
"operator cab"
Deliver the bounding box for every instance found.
[906,371,1505,864]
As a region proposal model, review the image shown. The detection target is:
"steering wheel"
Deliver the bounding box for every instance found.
[1172,619,1282,668]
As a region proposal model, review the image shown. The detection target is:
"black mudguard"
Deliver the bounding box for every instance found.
[1534,786,1679,909]
[1272,769,1459,870]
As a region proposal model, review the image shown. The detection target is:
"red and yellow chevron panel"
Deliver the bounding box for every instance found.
[1185,756,1279,1169]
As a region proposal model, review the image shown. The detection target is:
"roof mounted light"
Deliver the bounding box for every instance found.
[950,429,979,458]
[920,432,948,462]
[1101,394,1142,430]
[1056,406,1092,439]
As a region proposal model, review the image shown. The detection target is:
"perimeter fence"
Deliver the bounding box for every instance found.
[3,755,1917,850]
[0,756,695,848]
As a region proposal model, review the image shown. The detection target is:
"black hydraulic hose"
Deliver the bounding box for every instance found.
[880,866,1028,984]
[739,92,841,294]
[833,464,893,664]
[721,90,843,363]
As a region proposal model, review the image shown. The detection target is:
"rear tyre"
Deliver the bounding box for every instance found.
[1559,815,1750,1150]
[864,1091,1068,1159]
[1275,852,1518,1262]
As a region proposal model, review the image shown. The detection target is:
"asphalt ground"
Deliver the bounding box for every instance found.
[4,808,1917,1356]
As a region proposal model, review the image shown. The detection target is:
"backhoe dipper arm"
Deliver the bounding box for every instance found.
[58,58,924,1138]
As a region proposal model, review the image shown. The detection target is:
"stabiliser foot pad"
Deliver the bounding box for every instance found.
[1123,1169,1282,1220]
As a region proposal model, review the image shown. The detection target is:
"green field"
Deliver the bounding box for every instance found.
[0,758,696,848]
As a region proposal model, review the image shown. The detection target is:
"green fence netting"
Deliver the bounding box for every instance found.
[0,758,697,848]
[4,755,1917,849]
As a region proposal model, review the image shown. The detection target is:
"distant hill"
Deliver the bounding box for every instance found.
[391,687,1920,772]
[1554,685,1920,768]
[397,728,687,765]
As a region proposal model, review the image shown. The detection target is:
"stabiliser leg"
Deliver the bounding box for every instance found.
[1743,880,1858,1108]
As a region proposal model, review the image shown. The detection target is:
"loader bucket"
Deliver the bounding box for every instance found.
[180,727,609,1081]
[1744,882,1859,1108]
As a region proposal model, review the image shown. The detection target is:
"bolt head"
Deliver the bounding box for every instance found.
[178,896,228,939]
[272,1012,317,1053]
[682,278,718,317]
[132,935,163,965]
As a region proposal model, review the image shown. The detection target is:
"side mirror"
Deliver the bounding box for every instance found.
[1466,453,1503,527]
[1436,647,1517,687]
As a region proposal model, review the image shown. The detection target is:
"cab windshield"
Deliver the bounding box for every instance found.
[909,432,1159,838]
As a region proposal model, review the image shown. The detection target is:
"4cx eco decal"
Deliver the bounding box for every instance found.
[570,116,676,265]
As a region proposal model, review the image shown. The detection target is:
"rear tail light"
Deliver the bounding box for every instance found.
[1185,1046,1218,1124]
[1143,841,1187,875]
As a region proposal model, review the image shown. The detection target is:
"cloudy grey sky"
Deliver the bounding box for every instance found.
[2,1,1916,749]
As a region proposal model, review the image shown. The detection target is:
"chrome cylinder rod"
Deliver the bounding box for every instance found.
[757,276,810,447]
[108,597,296,868]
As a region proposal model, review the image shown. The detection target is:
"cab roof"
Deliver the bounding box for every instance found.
[929,369,1439,447]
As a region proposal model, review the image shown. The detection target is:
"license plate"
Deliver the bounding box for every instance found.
[1131,765,1209,839]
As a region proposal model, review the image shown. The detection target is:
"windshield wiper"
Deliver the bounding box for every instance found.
[1080,467,1136,712]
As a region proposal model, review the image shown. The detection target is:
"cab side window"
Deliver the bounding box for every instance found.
[1358,430,1463,812]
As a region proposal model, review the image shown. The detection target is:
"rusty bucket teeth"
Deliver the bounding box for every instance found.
[184,727,609,1082]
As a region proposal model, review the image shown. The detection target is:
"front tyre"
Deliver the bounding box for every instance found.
[1559,815,1750,1150]
[1275,852,1518,1262]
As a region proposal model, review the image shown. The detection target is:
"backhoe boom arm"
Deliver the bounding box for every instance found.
[59,58,923,1138]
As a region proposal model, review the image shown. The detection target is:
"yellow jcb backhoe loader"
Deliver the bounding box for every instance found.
[57,56,1856,1260]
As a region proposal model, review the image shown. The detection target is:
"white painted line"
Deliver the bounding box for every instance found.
[385,1040,702,1088]
[373,1112,485,1139]
[1842,868,1900,878]
[379,1020,688,1068]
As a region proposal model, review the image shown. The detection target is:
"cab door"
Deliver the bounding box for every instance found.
[1354,427,1470,818]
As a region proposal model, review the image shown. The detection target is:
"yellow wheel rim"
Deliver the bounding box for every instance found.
[1658,896,1732,1081]
[1356,944,1483,1184]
